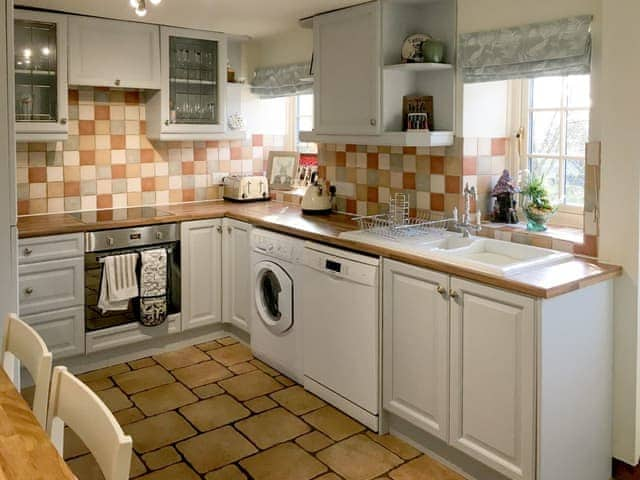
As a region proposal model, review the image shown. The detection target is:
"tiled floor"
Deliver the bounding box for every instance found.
[58,337,464,480]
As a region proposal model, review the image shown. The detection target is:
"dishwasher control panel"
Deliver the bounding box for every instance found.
[303,246,378,287]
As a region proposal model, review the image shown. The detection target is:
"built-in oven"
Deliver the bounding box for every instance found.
[84,224,181,332]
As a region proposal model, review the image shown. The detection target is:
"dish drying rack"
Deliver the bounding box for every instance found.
[352,193,455,239]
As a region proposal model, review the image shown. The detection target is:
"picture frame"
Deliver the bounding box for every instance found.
[267,151,300,191]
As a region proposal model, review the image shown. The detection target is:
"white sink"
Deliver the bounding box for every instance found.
[428,237,573,276]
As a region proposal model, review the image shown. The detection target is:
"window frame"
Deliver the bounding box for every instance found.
[517,76,589,224]
[293,93,317,154]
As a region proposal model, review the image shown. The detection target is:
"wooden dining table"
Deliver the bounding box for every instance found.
[0,368,76,480]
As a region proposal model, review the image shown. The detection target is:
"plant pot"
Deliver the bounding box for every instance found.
[422,40,444,63]
[523,200,556,232]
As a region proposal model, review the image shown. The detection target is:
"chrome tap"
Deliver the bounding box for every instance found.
[457,183,482,238]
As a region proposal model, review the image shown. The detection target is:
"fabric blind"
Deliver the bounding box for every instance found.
[459,15,593,83]
[250,62,313,98]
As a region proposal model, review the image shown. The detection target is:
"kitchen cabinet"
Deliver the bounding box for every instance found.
[222,218,252,333]
[146,26,227,141]
[14,9,68,141]
[68,16,160,89]
[18,233,85,359]
[181,219,223,331]
[382,260,450,441]
[449,278,535,480]
[313,2,381,135]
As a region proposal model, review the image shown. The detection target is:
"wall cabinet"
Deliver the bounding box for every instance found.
[146,27,227,141]
[14,9,68,141]
[68,16,161,89]
[222,218,252,333]
[181,219,223,331]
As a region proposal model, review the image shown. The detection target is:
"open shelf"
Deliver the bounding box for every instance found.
[170,78,217,86]
[300,130,454,147]
[384,62,453,72]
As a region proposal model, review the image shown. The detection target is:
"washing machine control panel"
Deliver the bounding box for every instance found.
[251,231,302,262]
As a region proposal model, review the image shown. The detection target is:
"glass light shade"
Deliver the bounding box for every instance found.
[135,5,147,16]
[149,0,162,4]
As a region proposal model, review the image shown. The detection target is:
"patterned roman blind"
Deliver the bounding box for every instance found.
[459,15,593,83]
[250,62,313,98]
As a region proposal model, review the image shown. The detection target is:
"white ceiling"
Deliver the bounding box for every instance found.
[15,0,364,38]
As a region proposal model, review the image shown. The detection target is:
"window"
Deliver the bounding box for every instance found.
[524,75,590,210]
[295,94,317,154]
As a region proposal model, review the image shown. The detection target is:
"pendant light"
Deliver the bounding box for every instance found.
[130,0,162,17]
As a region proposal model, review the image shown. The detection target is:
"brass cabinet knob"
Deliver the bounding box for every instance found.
[23,248,33,256]
[436,285,446,295]
[216,225,223,233]
[24,287,33,295]
[227,226,233,234]
[115,79,121,86]
[449,290,460,299]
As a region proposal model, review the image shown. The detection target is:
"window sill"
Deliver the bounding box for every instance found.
[479,222,597,258]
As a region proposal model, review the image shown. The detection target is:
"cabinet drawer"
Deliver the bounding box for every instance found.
[19,258,84,316]
[23,307,85,359]
[86,314,180,354]
[19,233,84,264]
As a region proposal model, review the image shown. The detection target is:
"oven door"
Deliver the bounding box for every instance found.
[84,243,181,332]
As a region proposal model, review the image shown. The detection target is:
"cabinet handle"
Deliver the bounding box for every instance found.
[59,118,67,125]
[449,289,460,299]
[165,120,170,126]
[23,247,33,256]
[115,79,121,86]
[24,287,33,295]
[216,225,223,233]
[436,285,446,296]
[370,118,377,126]
[227,226,232,234]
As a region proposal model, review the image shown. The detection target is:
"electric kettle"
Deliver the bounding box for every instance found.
[301,181,333,214]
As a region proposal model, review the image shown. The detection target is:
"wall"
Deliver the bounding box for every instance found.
[17,87,285,215]
[244,28,313,81]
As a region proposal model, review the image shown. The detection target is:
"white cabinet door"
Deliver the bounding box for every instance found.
[23,307,84,359]
[449,278,536,480]
[222,218,252,332]
[14,10,68,141]
[313,1,381,135]
[68,16,160,89]
[382,259,450,441]
[181,219,222,331]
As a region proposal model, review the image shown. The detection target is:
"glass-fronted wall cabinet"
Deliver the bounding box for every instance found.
[14,10,68,141]
[146,27,227,141]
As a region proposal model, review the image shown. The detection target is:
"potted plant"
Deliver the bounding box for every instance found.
[519,171,557,232]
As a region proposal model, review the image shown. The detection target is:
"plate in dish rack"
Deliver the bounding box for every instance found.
[401,33,431,63]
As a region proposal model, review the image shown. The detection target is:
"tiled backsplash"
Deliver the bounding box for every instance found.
[17,87,284,215]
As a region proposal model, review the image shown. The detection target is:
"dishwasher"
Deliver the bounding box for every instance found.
[301,242,380,431]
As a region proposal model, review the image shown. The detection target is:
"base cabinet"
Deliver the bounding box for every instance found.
[222,219,252,332]
[181,219,222,331]
[23,307,84,359]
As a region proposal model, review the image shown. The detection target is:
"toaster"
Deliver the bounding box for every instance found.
[223,175,270,202]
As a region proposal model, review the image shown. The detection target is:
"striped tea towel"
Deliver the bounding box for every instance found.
[139,249,168,326]
[98,253,139,313]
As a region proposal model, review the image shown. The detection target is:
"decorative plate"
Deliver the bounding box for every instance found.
[401,33,431,63]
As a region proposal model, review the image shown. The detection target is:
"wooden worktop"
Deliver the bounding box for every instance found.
[0,369,76,480]
[17,201,621,299]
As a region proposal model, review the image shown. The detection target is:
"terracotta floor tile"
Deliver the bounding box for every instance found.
[173,360,233,389]
[204,464,247,480]
[114,407,145,426]
[131,452,147,477]
[229,362,257,375]
[295,430,334,453]
[136,463,200,480]
[209,343,254,366]
[124,411,197,453]
[235,407,310,449]
[302,406,366,441]
[317,474,342,480]
[196,340,223,351]
[85,377,114,392]
[142,446,181,471]
[239,442,328,480]
[275,375,295,387]
[244,395,278,413]
[78,363,130,383]
[129,357,157,370]
[114,365,175,395]
[317,434,403,480]
[193,383,225,399]
[154,346,209,370]
[131,382,198,416]
[218,370,283,401]
[388,455,466,480]
[179,395,250,432]
[217,336,239,346]
[250,359,279,376]
[67,452,146,479]
[96,387,133,412]
[63,427,89,460]
[365,432,421,460]
[177,426,258,474]
[270,386,326,415]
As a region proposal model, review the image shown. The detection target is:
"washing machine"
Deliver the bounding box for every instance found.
[250,229,305,383]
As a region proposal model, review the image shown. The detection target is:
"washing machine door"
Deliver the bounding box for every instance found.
[254,261,294,335]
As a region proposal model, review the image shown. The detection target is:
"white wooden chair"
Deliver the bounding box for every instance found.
[47,366,133,480]
[1,313,52,427]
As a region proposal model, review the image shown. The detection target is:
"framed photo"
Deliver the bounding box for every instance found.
[267,151,299,191]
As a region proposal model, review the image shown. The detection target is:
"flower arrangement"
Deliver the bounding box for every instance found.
[518,171,557,231]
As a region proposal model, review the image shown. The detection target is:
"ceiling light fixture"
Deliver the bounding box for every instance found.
[129,0,162,17]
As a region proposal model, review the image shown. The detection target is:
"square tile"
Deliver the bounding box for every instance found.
[180,394,250,432]
[219,370,283,401]
[295,431,334,453]
[317,434,403,480]
[124,411,197,453]
[240,442,327,480]
[235,407,310,449]
[365,432,421,460]
[270,386,325,416]
[142,446,181,471]
[114,365,175,395]
[388,455,465,480]
[96,387,132,412]
[208,343,254,366]
[244,395,278,413]
[131,382,198,416]
[229,362,257,375]
[136,463,200,480]
[177,426,258,474]
[78,363,130,383]
[114,407,145,426]
[154,346,209,370]
[173,360,233,389]
[204,464,247,480]
[302,406,365,441]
